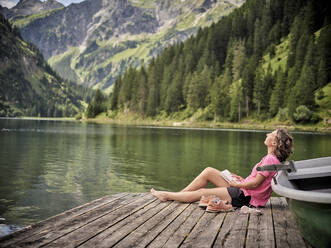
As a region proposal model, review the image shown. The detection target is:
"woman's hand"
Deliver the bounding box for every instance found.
[231,174,244,181]
[229,180,242,188]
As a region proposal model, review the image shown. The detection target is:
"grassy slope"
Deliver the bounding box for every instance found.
[46,0,238,91]
[13,7,64,28]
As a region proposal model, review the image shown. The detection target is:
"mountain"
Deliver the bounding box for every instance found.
[0,14,92,117]
[107,0,331,124]
[0,0,64,19]
[8,0,245,92]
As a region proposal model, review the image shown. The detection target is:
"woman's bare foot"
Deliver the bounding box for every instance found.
[151,188,168,202]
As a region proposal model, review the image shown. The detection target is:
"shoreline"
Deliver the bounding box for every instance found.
[0,117,76,121]
[83,116,331,134]
[1,116,330,133]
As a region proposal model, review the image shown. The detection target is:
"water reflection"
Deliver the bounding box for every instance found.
[0,119,330,233]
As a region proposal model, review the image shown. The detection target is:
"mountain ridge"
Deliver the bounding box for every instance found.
[5,0,245,91]
[0,0,64,19]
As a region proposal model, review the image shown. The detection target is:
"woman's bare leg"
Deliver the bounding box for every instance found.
[181,167,230,192]
[151,187,232,203]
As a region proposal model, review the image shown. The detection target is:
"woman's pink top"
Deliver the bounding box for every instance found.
[241,154,280,207]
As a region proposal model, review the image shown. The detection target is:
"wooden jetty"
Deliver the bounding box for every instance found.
[0,193,310,248]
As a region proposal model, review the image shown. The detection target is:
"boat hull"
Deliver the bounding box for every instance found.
[287,198,331,248]
[270,157,331,248]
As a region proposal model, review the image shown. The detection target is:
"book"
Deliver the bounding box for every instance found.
[221,169,239,183]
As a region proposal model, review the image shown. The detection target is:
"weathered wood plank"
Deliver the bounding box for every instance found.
[147,203,203,248]
[181,211,226,248]
[160,203,205,248]
[113,201,189,248]
[78,199,169,248]
[0,192,129,248]
[42,193,154,247]
[213,211,249,248]
[10,193,143,248]
[271,197,307,248]
[246,200,275,248]
[45,193,157,248]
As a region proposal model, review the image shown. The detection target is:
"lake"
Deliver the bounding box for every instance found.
[0,118,330,236]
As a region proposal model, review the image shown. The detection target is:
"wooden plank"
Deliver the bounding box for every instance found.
[271,197,306,248]
[213,211,249,248]
[79,199,170,247]
[246,200,275,248]
[10,193,143,248]
[45,193,157,248]
[148,203,203,248]
[161,204,205,248]
[181,211,226,248]
[0,192,129,248]
[113,201,189,248]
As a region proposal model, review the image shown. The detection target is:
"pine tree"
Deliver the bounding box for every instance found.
[231,40,246,82]
[317,58,328,88]
[110,76,122,110]
[210,69,231,119]
[146,65,159,116]
[137,67,148,115]
[187,68,209,111]
[291,38,317,111]
[253,66,265,115]
[229,79,244,122]
[253,19,263,58]
[242,56,257,117]
[287,14,304,68]
[269,68,286,116]
[316,25,331,85]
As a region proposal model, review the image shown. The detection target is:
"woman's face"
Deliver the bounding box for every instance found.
[264,130,277,147]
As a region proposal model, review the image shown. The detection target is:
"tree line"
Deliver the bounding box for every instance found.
[88,0,331,123]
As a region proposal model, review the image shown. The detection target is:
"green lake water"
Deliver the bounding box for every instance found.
[0,118,330,235]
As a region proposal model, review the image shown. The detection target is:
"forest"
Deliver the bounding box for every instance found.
[89,0,331,125]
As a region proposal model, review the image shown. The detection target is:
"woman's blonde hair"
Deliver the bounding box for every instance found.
[274,128,294,162]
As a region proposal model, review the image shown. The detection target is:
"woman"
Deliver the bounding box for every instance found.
[151,128,294,210]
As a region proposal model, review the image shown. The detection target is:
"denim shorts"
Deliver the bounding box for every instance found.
[227,187,251,207]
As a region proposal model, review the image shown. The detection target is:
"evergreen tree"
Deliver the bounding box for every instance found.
[137,67,148,115]
[210,69,231,119]
[294,32,310,73]
[146,64,159,116]
[231,40,246,82]
[229,79,244,122]
[291,38,317,112]
[242,57,256,117]
[287,14,304,68]
[317,58,328,88]
[253,19,263,58]
[110,76,121,110]
[269,68,286,116]
[316,25,331,85]
[187,69,209,111]
[253,66,265,115]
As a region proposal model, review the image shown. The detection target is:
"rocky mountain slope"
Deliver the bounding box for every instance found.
[6,0,245,92]
[0,14,90,117]
[1,0,64,19]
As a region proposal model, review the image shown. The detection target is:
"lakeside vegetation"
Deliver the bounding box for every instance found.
[85,0,331,131]
[81,111,330,133]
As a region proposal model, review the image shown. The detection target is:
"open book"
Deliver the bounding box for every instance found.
[221,169,239,183]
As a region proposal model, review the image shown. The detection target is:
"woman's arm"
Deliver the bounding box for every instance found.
[229,173,266,189]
